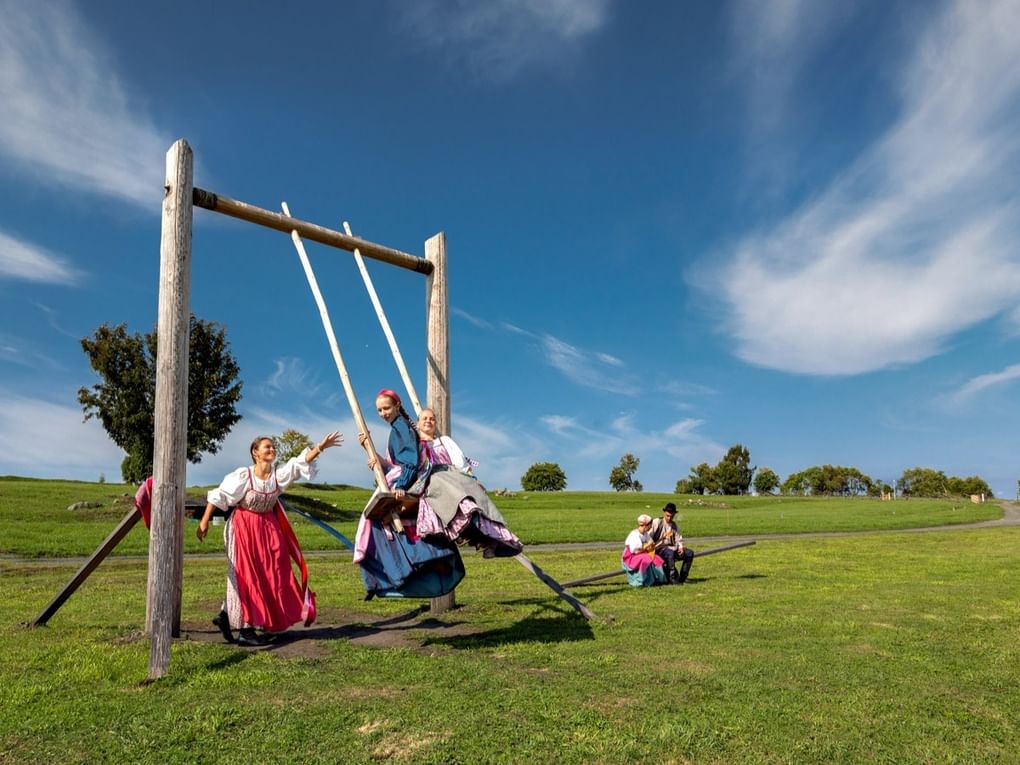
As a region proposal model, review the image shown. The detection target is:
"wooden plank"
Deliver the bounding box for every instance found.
[148,139,193,680]
[362,490,419,522]
[514,553,596,621]
[281,202,402,534]
[560,540,757,588]
[31,508,143,626]
[194,188,432,275]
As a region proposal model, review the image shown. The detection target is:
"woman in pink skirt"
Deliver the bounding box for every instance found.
[198,431,342,646]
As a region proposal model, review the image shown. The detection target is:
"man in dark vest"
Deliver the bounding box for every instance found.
[650,502,694,584]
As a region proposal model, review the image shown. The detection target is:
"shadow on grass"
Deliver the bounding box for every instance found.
[281,493,362,523]
[423,611,595,649]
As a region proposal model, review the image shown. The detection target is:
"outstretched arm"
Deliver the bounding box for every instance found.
[307,431,343,462]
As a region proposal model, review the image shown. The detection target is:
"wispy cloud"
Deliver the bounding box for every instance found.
[0,1,169,207]
[703,0,1020,376]
[262,357,329,399]
[392,0,612,81]
[32,302,81,338]
[0,388,124,480]
[729,0,851,133]
[452,307,493,329]
[0,229,80,285]
[500,321,533,337]
[540,334,639,395]
[945,362,1020,407]
[728,0,856,191]
[0,333,64,371]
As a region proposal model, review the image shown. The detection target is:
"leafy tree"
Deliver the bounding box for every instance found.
[521,462,567,492]
[715,444,755,495]
[273,429,313,463]
[78,317,243,483]
[678,462,716,495]
[781,465,873,496]
[608,453,642,492]
[753,467,780,495]
[899,468,993,498]
[946,475,993,498]
[898,467,948,498]
[675,477,695,494]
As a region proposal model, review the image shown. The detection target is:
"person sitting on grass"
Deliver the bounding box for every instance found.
[621,514,667,587]
[650,502,694,584]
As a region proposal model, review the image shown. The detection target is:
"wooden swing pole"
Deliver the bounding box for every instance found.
[343,220,422,416]
[281,202,401,533]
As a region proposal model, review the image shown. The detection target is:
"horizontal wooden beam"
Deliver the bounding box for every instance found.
[192,187,433,275]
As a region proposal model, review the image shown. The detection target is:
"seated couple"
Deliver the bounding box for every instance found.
[621,503,694,587]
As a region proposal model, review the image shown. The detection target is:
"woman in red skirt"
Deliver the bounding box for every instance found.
[198,431,342,646]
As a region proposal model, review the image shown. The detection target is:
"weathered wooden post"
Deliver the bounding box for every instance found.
[147,139,193,679]
[425,232,453,615]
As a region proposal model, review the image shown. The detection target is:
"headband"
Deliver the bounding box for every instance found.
[377,388,402,407]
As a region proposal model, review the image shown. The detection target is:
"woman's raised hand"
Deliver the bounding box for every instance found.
[318,431,344,450]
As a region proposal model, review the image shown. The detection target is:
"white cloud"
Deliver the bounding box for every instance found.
[0,229,80,285]
[540,334,638,395]
[0,1,170,207]
[0,388,124,480]
[500,321,533,337]
[189,407,369,488]
[446,413,548,489]
[945,362,1020,407]
[452,307,493,329]
[261,357,334,401]
[0,333,63,371]
[729,0,851,133]
[704,0,1020,376]
[392,0,611,81]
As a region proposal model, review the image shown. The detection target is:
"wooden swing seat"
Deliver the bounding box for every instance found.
[363,489,420,523]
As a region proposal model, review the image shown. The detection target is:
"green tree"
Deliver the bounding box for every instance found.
[899,467,949,498]
[78,317,243,483]
[272,429,313,463]
[675,477,695,494]
[608,453,642,492]
[753,467,780,495]
[715,444,755,495]
[521,462,567,491]
[681,462,716,495]
[781,465,873,496]
[945,475,993,498]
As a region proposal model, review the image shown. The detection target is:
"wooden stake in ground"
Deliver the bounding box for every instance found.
[31,508,143,626]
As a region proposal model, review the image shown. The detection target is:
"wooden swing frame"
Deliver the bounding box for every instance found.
[145,139,591,680]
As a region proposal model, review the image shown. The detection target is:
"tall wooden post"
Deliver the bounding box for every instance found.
[147,139,193,679]
[425,232,453,615]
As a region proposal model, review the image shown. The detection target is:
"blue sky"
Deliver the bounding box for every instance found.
[2,0,1019,497]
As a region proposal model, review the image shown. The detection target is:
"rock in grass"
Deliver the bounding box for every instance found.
[67,501,103,511]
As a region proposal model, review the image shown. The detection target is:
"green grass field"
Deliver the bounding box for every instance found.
[1,478,1016,763]
[0,476,1000,556]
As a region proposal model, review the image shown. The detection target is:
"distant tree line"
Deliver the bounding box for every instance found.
[673,445,994,499]
[518,447,993,498]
